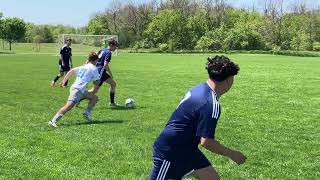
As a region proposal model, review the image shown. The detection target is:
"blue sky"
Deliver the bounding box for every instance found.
[0,0,318,27]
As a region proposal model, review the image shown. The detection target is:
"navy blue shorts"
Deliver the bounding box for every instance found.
[59,65,70,72]
[98,70,111,86]
[149,149,211,180]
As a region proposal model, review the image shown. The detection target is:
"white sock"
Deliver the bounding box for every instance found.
[51,113,63,123]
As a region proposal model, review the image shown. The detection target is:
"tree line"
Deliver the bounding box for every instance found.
[1,0,320,52]
[0,12,84,50]
[86,0,320,52]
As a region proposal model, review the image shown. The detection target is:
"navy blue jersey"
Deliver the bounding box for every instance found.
[96,48,112,72]
[154,82,221,156]
[59,46,72,66]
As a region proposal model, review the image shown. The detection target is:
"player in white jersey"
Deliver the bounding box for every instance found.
[48,52,100,128]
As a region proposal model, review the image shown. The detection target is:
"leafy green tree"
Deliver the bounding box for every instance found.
[145,10,190,50]
[0,12,3,39]
[40,25,54,43]
[226,10,265,50]
[196,24,229,51]
[2,17,26,50]
[51,24,76,40]
[187,11,209,49]
[24,23,36,43]
[87,15,110,35]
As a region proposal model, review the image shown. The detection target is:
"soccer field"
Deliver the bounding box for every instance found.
[0,53,319,179]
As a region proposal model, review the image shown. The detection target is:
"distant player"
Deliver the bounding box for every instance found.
[48,52,100,128]
[149,55,246,180]
[88,38,119,107]
[51,37,73,87]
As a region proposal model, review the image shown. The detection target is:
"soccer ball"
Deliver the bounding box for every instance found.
[125,98,135,108]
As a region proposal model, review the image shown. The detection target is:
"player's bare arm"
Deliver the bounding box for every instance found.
[200,137,246,165]
[70,57,73,68]
[61,69,76,87]
[61,54,65,66]
[105,64,113,78]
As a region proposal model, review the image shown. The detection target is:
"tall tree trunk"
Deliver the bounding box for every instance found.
[9,41,12,51]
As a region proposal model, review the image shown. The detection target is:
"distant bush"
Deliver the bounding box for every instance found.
[271,50,320,57]
[314,42,320,52]
[159,43,169,52]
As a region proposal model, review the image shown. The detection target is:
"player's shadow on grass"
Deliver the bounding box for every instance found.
[65,119,125,127]
[77,104,147,110]
[96,105,146,110]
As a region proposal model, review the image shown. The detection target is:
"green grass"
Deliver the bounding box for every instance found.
[0,53,319,179]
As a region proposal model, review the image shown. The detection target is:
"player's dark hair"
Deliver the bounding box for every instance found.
[108,38,118,47]
[206,55,240,82]
[88,52,98,62]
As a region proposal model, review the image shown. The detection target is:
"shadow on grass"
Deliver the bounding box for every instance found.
[79,105,147,110]
[0,51,15,54]
[63,119,125,127]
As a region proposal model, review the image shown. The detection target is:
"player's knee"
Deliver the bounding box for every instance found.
[193,166,219,180]
[94,95,99,103]
[111,81,116,88]
[93,88,99,94]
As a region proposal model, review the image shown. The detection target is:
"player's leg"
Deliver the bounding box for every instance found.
[190,149,219,180]
[76,81,101,107]
[192,166,219,180]
[48,101,75,127]
[48,88,80,127]
[82,92,99,122]
[105,77,117,107]
[51,71,64,87]
[62,66,71,87]
[88,83,102,94]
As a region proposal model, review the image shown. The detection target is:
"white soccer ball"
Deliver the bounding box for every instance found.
[125,98,135,108]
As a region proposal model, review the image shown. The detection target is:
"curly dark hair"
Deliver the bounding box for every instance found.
[206,55,240,82]
[108,38,119,47]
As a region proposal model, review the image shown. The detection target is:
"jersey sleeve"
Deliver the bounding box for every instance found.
[104,51,112,63]
[59,47,64,54]
[196,101,220,139]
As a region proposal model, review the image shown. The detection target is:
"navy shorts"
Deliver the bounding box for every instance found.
[59,65,70,72]
[149,149,211,180]
[98,70,111,86]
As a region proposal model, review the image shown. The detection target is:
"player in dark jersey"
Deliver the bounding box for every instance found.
[150,55,246,180]
[88,39,119,107]
[51,38,73,87]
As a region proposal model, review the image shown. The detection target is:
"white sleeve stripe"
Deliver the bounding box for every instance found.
[211,91,220,119]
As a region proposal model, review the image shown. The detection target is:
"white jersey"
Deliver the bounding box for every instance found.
[70,63,100,92]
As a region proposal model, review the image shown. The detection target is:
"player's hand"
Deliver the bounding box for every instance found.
[60,81,66,88]
[230,150,247,165]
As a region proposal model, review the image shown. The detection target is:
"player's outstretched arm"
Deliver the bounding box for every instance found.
[200,137,247,165]
[70,57,73,68]
[61,69,75,87]
[60,54,65,66]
